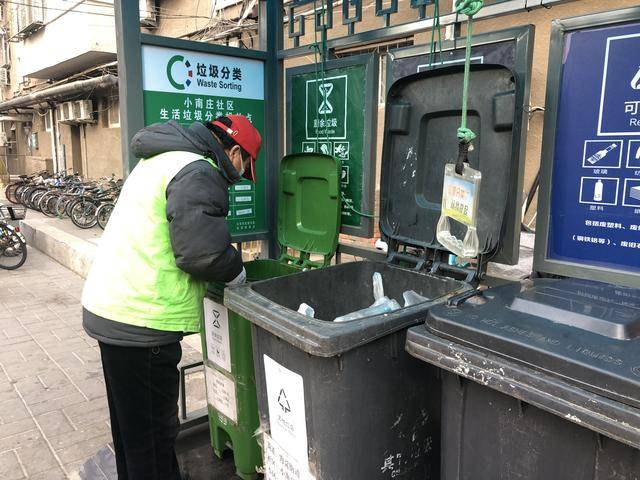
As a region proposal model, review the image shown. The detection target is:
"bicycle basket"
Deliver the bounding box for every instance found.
[0,205,27,220]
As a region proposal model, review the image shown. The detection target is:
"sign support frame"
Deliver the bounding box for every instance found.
[285,53,379,238]
[114,0,276,246]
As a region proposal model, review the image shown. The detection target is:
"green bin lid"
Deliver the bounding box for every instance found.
[278,153,341,259]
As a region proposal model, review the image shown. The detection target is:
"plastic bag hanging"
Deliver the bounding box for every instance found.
[436,0,484,259]
[436,163,481,258]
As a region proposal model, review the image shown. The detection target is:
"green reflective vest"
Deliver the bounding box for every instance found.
[82,151,216,333]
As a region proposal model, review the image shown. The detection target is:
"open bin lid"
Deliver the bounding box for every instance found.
[425,277,640,409]
[380,64,525,266]
[277,152,341,259]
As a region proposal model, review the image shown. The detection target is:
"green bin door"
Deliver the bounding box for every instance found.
[278,153,341,266]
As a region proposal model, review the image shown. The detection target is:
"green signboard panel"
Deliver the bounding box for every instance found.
[141,44,266,237]
[287,54,378,238]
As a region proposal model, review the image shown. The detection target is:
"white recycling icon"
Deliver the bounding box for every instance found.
[277,388,291,413]
[631,66,640,90]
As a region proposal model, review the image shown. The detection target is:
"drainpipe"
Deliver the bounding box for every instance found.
[46,103,61,173]
[81,123,89,176]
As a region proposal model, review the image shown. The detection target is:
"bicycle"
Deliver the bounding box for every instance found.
[69,180,122,229]
[38,172,82,217]
[96,201,116,230]
[5,170,49,205]
[0,204,27,270]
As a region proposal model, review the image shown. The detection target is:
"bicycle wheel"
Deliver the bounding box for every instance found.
[96,203,114,230]
[64,197,80,217]
[14,185,27,204]
[70,199,98,229]
[55,196,70,217]
[4,182,22,204]
[17,186,32,206]
[0,223,27,270]
[39,192,59,217]
[30,189,47,212]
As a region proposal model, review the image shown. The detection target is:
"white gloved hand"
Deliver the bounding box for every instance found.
[226,266,247,286]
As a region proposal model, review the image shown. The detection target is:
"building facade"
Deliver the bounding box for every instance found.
[0,0,119,179]
[0,0,256,181]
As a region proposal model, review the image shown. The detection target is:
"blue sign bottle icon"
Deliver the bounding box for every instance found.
[594,179,604,202]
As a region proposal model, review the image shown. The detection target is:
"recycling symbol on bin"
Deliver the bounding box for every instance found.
[212,309,221,328]
[277,388,291,413]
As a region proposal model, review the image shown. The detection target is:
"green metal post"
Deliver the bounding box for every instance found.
[114,0,144,176]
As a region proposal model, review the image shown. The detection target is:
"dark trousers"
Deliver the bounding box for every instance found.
[99,341,182,480]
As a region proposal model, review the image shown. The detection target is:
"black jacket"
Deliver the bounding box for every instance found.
[130,120,243,283]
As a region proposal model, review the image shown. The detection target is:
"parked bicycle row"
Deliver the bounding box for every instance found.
[4,170,122,230]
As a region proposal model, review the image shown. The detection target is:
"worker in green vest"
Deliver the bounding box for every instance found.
[81,114,262,480]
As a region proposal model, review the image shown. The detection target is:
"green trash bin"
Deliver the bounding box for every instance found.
[201,152,341,479]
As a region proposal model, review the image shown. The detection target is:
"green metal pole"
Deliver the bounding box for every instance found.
[114,0,145,176]
[259,0,283,260]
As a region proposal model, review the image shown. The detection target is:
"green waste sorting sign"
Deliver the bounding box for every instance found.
[141,44,266,237]
[287,54,378,238]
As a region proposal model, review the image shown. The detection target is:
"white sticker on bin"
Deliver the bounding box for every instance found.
[264,433,315,480]
[204,364,238,424]
[203,298,231,373]
[263,355,309,467]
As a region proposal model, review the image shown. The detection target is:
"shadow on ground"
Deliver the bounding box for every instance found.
[76,426,246,480]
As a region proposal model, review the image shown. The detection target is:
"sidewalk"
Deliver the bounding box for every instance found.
[0,249,207,479]
[0,248,109,479]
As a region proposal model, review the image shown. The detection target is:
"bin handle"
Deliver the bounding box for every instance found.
[387,251,426,271]
[430,261,477,284]
[447,289,483,307]
[278,251,331,269]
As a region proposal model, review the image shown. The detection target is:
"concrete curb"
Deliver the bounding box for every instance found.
[19,217,96,278]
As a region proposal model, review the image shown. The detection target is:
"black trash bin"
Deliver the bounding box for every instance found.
[406,278,640,480]
[225,56,530,479]
[406,12,640,480]
[227,261,468,480]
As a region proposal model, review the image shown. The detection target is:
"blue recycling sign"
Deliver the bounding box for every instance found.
[547,21,640,274]
[597,33,640,136]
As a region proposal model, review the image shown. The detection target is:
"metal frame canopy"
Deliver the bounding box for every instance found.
[534,6,640,288]
[115,0,579,258]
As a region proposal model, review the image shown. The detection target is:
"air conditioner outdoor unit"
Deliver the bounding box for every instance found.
[75,100,95,124]
[0,67,10,86]
[58,102,78,124]
[0,37,10,68]
[139,0,157,28]
[10,4,18,38]
[14,1,45,38]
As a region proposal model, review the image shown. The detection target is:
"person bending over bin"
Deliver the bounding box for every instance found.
[81,114,261,480]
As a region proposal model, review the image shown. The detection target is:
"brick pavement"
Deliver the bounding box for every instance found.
[0,248,207,479]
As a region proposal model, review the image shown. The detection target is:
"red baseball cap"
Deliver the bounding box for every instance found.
[210,114,262,183]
